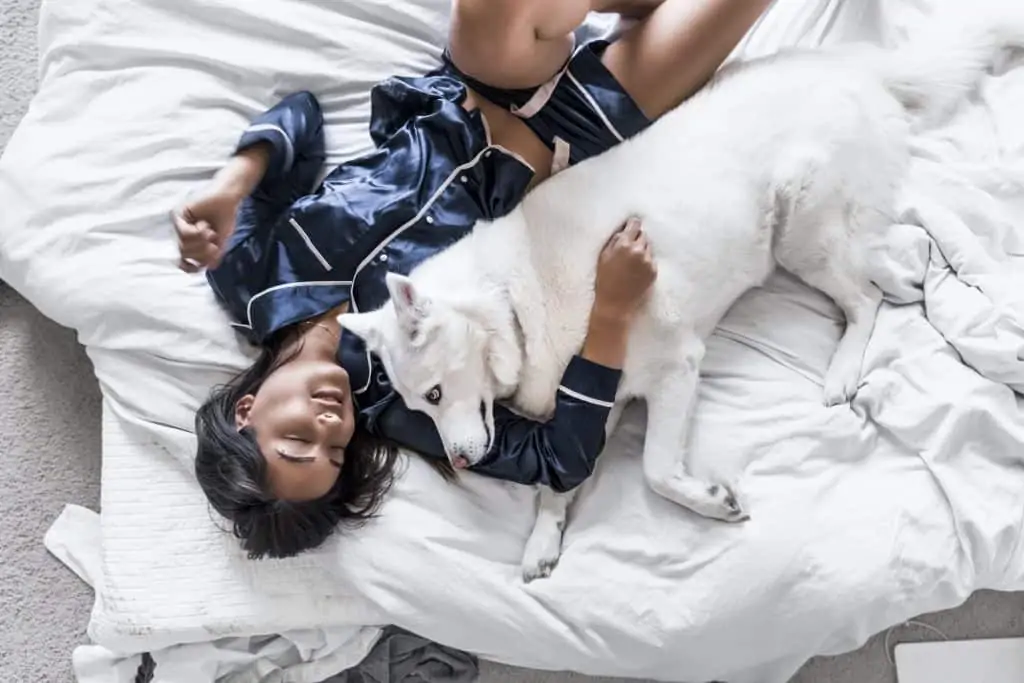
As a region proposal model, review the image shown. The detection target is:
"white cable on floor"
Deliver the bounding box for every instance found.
[884,619,952,666]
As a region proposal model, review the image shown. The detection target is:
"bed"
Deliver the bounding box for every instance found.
[3,0,1024,681]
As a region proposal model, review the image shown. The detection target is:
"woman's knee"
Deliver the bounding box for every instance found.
[600,0,773,119]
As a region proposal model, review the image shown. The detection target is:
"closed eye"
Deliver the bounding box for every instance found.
[277,450,315,463]
[277,449,343,469]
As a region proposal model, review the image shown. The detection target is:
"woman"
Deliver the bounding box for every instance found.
[175,0,774,559]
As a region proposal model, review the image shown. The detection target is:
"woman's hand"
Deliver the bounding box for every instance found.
[174,187,241,272]
[593,216,657,322]
[174,144,270,272]
[581,217,657,369]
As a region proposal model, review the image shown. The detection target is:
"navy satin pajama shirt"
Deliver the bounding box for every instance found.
[207,43,651,491]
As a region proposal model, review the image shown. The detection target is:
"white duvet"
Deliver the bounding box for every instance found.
[3,1,1024,682]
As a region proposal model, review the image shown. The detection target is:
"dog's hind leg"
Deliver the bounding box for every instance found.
[521,487,576,582]
[817,275,882,406]
[775,207,883,406]
[642,338,747,522]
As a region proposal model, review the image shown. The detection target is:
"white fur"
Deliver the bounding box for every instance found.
[341,5,1024,582]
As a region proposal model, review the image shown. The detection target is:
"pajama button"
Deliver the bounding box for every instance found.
[460,176,468,183]
[425,216,434,224]
[379,253,388,263]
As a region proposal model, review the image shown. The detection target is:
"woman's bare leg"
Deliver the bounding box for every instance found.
[602,0,775,119]
[448,0,587,89]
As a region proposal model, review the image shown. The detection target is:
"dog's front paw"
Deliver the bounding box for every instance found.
[822,358,860,406]
[822,373,858,406]
[521,524,564,583]
[699,483,749,523]
[521,556,559,583]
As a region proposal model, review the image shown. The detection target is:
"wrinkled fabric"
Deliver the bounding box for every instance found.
[45,506,381,683]
[325,628,478,683]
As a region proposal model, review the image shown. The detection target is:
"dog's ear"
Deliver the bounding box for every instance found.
[457,293,522,392]
[486,322,522,392]
[337,310,384,352]
[385,272,430,341]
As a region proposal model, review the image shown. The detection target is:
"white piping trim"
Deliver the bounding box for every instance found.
[509,39,580,120]
[511,66,567,119]
[479,111,493,145]
[565,70,624,142]
[350,148,491,310]
[245,123,295,171]
[288,217,332,271]
[551,137,571,175]
[245,280,352,330]
[558,384,615,408]
[478,111,536,172]
[229,322,253,331]
[479,111,491,142]
[349,145,493,395]
[491,143,535,173]
[348,122,537,395]
[353,350,373,395]
[349,149,494,395]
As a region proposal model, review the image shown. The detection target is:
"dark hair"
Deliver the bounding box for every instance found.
[194,337,400,560]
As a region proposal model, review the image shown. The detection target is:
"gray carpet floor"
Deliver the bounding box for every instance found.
[3,0,1024,681]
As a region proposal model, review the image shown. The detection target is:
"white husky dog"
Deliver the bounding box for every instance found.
[341,7,1024,581]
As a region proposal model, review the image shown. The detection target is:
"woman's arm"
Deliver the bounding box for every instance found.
[174,145,270,272]
[373,352,623,491]
[579,218,655,368]
[472,219,655,489]
[174,91,323,272]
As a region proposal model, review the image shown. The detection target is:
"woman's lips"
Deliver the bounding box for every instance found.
[313,388,346,405]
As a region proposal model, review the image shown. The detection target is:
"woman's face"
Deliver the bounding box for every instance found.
[235,358,356,501]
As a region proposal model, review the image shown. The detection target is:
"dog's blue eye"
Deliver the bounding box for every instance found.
[424,385,442,405]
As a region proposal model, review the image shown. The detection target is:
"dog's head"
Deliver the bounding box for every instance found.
[339,273,522,469]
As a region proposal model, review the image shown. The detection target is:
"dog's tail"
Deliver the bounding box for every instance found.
[870,1,1024,122]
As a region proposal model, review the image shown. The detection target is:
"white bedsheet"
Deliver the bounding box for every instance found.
[3,0,1024,682]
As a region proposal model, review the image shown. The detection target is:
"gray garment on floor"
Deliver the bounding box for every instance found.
[324,627,479,683]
